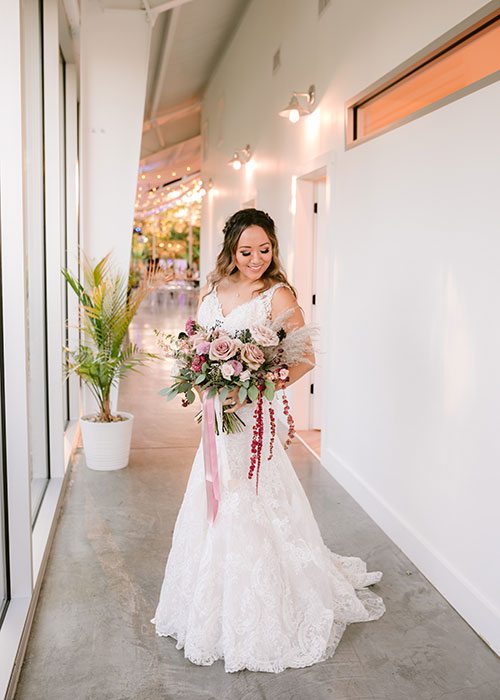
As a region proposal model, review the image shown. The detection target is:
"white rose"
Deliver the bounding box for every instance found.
[220,361,235,380]
[250,323,279,347]
[239,369,251,382]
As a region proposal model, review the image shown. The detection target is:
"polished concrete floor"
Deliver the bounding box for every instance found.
[15,301,500,699]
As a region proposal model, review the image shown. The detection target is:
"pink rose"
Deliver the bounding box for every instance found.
[220,362,235,380]
[209,335,239,361]
[230,360,243,376]
[239,369,251,382]
[278,367,289,380]
[250,323,279,347]
[240,343,265,370]
[190,332,208,350]
[196,341,210,355]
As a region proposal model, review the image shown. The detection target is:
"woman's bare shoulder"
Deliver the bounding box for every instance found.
[272,284,297,308]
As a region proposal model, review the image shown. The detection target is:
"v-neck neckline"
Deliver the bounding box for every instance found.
[214,282,278,320]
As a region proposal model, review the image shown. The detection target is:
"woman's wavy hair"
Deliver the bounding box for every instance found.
[203,208,297,303]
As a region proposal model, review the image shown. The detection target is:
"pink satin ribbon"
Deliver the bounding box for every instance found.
[202,390,221,524]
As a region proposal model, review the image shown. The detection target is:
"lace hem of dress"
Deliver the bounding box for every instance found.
[151,577,385,674]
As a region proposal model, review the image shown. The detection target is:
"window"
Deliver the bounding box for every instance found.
[21,0,51,522]
[346,6,500,147]
[0,195,9,623]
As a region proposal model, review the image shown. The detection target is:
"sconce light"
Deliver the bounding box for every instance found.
[279,85,316,123]
[228,144,252,170]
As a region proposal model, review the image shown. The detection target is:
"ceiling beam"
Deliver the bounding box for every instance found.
[143,98,201,132]
[149,6,181,147]
[140,134,201,168]
[150,0,194,22]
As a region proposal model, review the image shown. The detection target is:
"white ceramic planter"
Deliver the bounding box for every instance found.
[80,412,134,471]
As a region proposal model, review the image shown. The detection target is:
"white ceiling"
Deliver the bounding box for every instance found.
[91,0,249,216]
[139,0,249,184]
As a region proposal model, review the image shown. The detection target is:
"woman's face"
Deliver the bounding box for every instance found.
[233,225,273,282]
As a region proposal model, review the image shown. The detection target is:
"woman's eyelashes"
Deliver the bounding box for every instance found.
[241,249,270,257]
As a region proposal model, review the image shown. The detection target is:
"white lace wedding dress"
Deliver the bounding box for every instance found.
[151,282,385,673]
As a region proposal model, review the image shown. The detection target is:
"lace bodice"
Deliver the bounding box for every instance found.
[197,281,289,333]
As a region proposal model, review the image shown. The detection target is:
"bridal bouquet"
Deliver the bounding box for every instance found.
[156,309,316,494]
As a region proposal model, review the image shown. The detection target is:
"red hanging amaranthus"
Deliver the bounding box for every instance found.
[247,382,295,495]
[248,389,264,494]
[281,388,296,449]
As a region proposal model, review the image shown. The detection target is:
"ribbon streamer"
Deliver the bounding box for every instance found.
[202,389,221,524]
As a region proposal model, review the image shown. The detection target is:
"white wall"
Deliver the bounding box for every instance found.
[80,0,151,276]
[200,0,500,653]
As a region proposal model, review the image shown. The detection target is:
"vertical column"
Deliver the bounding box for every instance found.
[65,63,81,423]
[43,0,65,479]
[80,1,152,276]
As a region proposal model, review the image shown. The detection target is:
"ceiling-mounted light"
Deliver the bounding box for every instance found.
[228,144,251,170]
[279,85,316,122]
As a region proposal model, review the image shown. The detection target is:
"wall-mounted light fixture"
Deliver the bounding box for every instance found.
[228,144,252,170]
[279,85,316,123]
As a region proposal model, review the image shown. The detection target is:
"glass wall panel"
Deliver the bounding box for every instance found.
[59,51,69,425]
[0,197,8,623]
[21,0,50,523]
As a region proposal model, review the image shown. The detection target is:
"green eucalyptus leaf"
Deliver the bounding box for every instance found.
[238,386,248,404]
[264,386,275,401]
[208,385,217,399]
[247,384,259,402]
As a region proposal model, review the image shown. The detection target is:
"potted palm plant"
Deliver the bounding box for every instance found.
[63,252,165,471]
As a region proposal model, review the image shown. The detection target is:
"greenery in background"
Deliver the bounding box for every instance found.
[62,253,162,422]
[132,204,200,265]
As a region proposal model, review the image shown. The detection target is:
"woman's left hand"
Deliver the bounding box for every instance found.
[223,386,247,414]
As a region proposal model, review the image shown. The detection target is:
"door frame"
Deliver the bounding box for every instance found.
[289,151,335,462]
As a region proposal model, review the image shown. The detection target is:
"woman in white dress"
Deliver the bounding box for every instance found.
[151,208,385,673]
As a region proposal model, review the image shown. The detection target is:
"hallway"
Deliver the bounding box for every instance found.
[13,304,500,699]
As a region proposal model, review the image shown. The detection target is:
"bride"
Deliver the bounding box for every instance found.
[151,208,385,673]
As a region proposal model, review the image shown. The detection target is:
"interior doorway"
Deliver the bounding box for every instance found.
[292,166,328,459]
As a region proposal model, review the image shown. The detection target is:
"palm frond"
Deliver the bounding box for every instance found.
[62,252,160,417]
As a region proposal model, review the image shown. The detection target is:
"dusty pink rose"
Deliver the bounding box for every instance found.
[230,360,243,376]
[220,361,235,380]
[190,332,208,350]
[240,343,265,370]
[250,323,279,347]
[239,369,251,382]
[209,335,239,361]
[196,341,210,355]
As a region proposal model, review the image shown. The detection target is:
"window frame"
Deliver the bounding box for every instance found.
[345,2,500,149]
